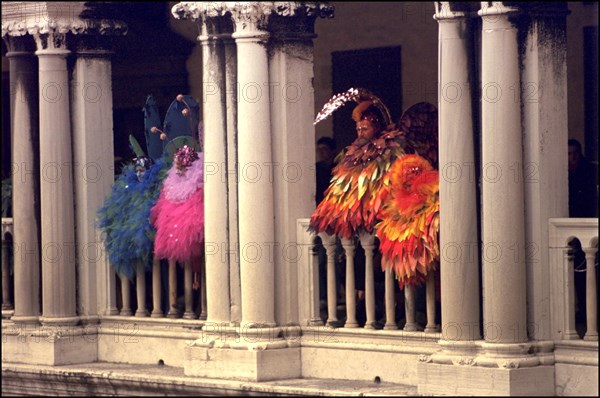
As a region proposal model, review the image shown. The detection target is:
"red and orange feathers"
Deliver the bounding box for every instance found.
[376,154,439,287]
[309,128,405,239]
[309,89,440,286]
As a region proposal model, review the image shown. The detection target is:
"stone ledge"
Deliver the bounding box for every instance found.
[417,361,555,396]
[2,361,417,396]
[184,344,301,381]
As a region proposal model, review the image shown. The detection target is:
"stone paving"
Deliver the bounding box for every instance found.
[2,361,418,396]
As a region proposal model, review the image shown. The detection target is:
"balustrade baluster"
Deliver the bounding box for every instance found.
[167,259,179,318]
[584,246,598,341]
[151,257,163,317]
[384,268,397,330]
[341,237,358,328]
[404,284,417,331]
[120,276,132,316]
[425,271,437,332]
[135,263,147,317]
[183,261,195,319]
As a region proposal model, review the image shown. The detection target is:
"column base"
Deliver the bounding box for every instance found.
[417,361,554,396]
[184,328,300,381]
[2,324,97,365]
[418,341,555,395]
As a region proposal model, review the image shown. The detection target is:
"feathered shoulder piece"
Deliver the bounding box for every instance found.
[310,88,402,239]
[97,157,169,279]
[376,154,440,287]
[310,129,405,239]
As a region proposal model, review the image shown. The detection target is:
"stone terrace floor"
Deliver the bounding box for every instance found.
[2,361,419,396]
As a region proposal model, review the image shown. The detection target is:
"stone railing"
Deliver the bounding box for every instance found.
[549,218,598,342]
[115,257,207,321]
[296,218,439,333]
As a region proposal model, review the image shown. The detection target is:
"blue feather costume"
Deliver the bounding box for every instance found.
[97,157,170,279]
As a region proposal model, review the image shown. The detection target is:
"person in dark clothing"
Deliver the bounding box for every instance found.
[568,138,598,218]
[315,136,337,205]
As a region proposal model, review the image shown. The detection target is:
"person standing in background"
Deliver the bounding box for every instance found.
[568,138,598,218]
[316,136,337,206]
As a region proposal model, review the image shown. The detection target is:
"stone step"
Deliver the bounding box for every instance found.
[2,361,418,396]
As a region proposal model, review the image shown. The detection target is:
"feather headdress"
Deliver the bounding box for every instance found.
[314,87,393,127]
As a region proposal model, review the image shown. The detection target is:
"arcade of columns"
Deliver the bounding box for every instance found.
[2,1,585,394]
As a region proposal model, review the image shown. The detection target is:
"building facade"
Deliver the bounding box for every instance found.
[1,1,598,396]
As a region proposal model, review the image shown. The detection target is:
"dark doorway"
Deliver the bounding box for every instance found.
[331,46,402,151]
[584,26,598,163]
[109,2,194,172]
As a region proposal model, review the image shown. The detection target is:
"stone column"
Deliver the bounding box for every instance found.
[417,3,557,395]
[70,34,117,324]
[434,1,481,343]
[519,3,569,341]
[232,7,278,331]
[4,35,41,326]
[267,6,323,326]
[479,2,527,346]
[199,14,231,327]
[172,1,333,381]
[223,29,242,325]
[35,32,78,326]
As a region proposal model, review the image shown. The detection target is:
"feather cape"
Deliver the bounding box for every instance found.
[309,128,405,239]
[376,154,439,287]
[97,158,170,279]
[150,153,205,268]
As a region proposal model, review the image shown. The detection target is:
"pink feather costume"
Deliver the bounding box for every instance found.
[150,151,204,272]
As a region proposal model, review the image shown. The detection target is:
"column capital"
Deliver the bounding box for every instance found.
[33,32,70,55]
[172,2,333,40]
[434,2,479,21]
[3,35,36,56]
[1,2,127,39]
[477,2,569,19]
[172,2,334,21]
[268,11,318,42]
[198,14,234,44]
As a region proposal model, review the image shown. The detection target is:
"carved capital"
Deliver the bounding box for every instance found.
[434,2,479,20]
[268,12,317,42]
[173,2,333,39]
[477,2,569,19]
[171,2,229,21]
[230,2,273,34]
[33,32,69,54]
[477,2,520,18]
[199,14,234,43]
[173,2,333,21]
[2,2,127,40]
[272,2,334,19]
[4,37,36,60]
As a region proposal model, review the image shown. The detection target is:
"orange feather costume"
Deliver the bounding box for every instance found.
[309,88,439,286]
[376,154,439,287]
